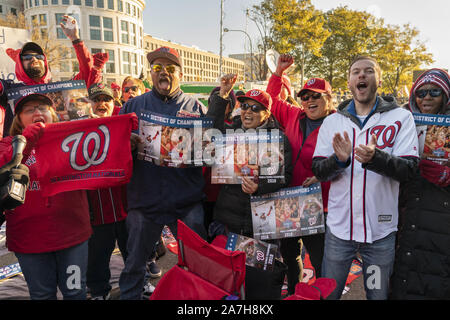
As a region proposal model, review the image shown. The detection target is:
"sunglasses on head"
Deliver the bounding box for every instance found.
[21,54,45,61]
[124,86,139,93]
[240,103,266,113]
[92,96,113,103]
[416,88,443,98]
[151,64,178,73]
[300,92,322,101]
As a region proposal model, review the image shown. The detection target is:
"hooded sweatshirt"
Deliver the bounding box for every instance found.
[0,41,104,137]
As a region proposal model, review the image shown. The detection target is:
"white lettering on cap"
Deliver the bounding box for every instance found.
[249,90,261,97]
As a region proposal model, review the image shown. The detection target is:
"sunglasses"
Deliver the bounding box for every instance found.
[240,103,266,113]
[416,88,443,98]
[151,64,178,73]
[21,54,45,61]
[124,86,139,93]
[92,96,113,103]
[300,92,322,101]
[22,105,50,114]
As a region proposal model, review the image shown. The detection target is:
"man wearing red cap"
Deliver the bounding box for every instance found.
[118,46,207,300]
[312,56,419,300]
[0,15,107,138]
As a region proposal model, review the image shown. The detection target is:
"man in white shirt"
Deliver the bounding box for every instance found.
[312,56,419,300]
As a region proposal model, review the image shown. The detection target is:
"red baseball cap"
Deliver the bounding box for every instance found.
[236,89,272,111]
[297,78,332,97]
[147,46,183,71]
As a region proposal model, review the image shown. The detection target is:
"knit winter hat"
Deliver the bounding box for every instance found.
[409,69,450,111]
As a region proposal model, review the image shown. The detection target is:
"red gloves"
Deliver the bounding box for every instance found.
[22,122,46,155]
[419,159,450,187]
[93,52,109,69]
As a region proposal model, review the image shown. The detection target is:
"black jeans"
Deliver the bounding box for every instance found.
[86,220,128,297]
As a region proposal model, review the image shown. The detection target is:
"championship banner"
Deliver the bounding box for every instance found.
[211,130,285,184]
[250,184,325,241]
[34,114,136,197]
[6,80,90,121]
[413,113,450,166]
[137,110,215,167]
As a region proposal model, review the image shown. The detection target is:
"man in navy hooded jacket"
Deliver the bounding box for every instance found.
[118,47,207,300]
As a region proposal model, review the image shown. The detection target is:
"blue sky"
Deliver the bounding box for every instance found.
[142,0,449,71]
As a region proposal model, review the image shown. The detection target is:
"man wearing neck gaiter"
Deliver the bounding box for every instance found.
[118,47,207,300]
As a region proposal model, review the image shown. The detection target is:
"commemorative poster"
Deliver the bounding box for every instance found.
[250,184,325,241]
[6,80,90,121]
[137,110,214,167]
[413,113,450,166]
[225,232,278,271]
[211,131,285,184]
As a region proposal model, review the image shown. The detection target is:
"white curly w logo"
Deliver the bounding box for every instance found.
[62,125,110,171]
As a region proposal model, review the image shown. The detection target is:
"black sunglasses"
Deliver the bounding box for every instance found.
[92,96,113,103]
[240,103,266,113]
[416,88,443,98]
[21,54,45,61]
[300,92,322,101]
[124,86,139,93]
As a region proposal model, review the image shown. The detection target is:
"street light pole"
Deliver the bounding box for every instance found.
[223,28,253,81]
[219,0,224,78]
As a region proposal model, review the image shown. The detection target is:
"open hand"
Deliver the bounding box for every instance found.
[332,131,352,162]
[355,134,377,164]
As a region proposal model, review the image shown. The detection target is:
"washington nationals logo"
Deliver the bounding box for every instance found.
[249,90,261,97]
[62,125,110,171]
[369,121,402,150]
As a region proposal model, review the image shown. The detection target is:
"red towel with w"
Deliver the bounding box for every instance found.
[34,114,137,197]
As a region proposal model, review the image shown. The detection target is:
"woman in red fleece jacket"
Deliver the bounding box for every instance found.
[266,54,334,295]
[0,93,91,300]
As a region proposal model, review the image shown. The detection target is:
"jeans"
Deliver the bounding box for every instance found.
[119,203,205,300]
[322,228,396,300]
[86,220,128,297]
[15,240,88,300]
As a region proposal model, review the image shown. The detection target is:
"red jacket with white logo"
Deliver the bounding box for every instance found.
[266,74,331,212]
[88,186,128,226]
[0,136,92,254]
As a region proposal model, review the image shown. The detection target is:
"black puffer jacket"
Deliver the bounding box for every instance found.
[207,93,293,237]
[390,174,450,299]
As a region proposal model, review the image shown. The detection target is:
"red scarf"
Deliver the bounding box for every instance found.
[34,114,137,197]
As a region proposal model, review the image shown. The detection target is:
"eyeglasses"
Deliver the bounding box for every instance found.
[240,103,266,113]
[416,88,443,98]
[151,64,178,73]
[22,105,50,114]
[92,96,113,103]
[124,86,139,93]
[300,92,322,101]
[21,54,45,61]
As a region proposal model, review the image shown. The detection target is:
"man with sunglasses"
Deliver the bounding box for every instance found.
[312,56,419,300]
[118,47,207,300]
[0,15,106,138]
[121,77,145,104]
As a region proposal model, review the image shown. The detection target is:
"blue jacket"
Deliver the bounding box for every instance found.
[119,89,207,224]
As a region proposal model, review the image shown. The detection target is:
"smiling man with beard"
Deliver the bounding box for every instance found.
[118,47,208,300]
[311,56,420,300]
